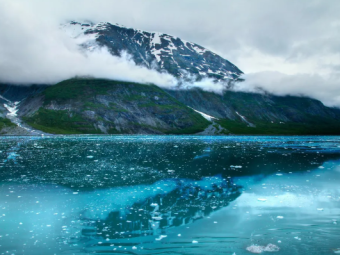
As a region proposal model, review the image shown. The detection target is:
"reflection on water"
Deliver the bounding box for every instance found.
[0,136,340,254]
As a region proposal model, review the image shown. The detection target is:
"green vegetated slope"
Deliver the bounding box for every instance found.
[0,117,16,134]
[167,89,340,135]
[23,78,210,134]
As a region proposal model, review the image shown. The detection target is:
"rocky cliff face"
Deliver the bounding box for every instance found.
[62,21,243,83]
[166,88,340,134]
[1,78,340,135]
[19,79,210,134]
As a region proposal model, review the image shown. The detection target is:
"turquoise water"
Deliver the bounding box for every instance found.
[0,136,339,254]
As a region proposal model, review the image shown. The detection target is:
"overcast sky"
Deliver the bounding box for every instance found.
[1,0,340,106]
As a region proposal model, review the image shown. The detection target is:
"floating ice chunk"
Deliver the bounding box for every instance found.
[178,234,181,237]
[333,248,340,254]
[86,156,94,158]
[192,240,198,244]
[230,165,242,168]
[257,198,267,202]
[318,166,325,169]
[276,174,283,176]
[246,244,279,253]
[132,246,137,250]
[264,244,280,252]
[150,203,158,207]
[152,216,163,220]
[155,235,167,241]
[277,216,284,219]
[317,208,324,211]
[294,236,301,240]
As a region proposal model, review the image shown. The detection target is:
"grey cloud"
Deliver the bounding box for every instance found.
[235,72,340,108]
[1,0,340,106]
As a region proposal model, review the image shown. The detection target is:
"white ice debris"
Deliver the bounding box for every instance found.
[257,198,267,202]
[277,216,284,219]
[155,235,167,241]
[230,165,242,168]
[192,240,198,244]
[189,107,218,121]
[152,216,163,220]
[246,244,279,253]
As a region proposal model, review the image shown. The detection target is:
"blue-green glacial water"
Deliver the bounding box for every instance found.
[0,136,339,255]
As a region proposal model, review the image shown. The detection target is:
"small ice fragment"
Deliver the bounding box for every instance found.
[318,166,324,169]
[246,244,279,254]
[317,208,324,211]
[152,216,163,220]
[264,244,280,252]
[277,216,284,219]
[86,156,94,158]
[333,248,340,254]
[192,240,198,244]
[73,192,78,195]
[150,203,158,207]
[178,234,181,237]
[132,246,137,250]
[257,198,267,202]
[213,221,218,223]
[294,236,301,240]
[155,235,167,241]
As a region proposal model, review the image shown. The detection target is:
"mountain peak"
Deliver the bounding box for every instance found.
[62,21,243,83]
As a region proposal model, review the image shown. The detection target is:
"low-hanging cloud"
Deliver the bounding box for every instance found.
[1,0,340,106]
[234,72,340,108]
[0,1,179,87]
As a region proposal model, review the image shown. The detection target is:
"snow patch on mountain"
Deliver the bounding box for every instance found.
[62,21,243,85]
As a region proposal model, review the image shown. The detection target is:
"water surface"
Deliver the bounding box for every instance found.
[0,135,339,254]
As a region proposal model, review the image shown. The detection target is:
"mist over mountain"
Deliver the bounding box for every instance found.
[62,21,243,84]
[1,0,340,107]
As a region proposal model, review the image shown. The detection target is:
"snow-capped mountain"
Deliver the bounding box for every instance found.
[62,21,243,82]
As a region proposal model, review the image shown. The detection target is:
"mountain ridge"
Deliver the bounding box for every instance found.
[1,78,340,135]
[62,21,243,83]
